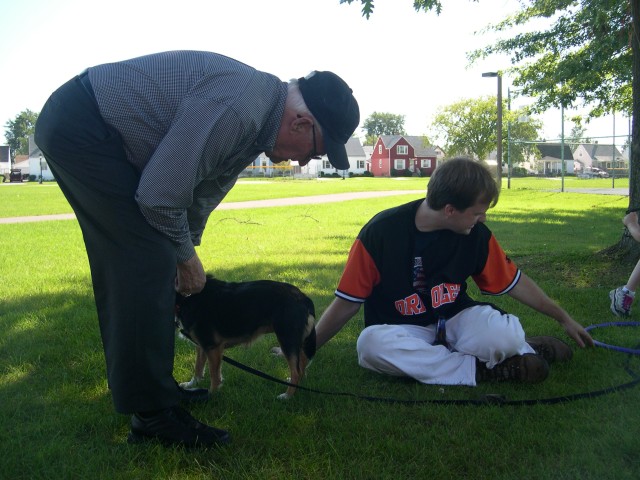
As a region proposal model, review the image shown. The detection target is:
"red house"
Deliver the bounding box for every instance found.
[370,135,440,177]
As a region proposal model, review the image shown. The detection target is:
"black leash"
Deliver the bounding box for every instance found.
[222,354,640,407]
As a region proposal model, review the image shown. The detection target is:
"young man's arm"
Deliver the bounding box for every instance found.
[507,273,594,348]
[315,298,362,349]
[272,297,361,358]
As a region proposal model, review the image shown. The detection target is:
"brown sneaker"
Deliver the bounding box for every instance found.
[526,336,573,363]
[476,354,549,383]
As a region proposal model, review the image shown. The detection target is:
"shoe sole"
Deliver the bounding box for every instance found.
[178,390,211,404]
[516,354,549,383]
[478,354,549,383]
[127,430,231,448]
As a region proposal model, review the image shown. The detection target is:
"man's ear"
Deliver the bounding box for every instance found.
[443,204,457,217]
[291,115,314,133]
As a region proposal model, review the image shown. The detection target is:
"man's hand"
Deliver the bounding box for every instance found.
[560,317,595,349]
[176,254,206,296]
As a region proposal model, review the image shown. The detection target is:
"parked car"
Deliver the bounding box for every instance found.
[591,167,609,178]
[9,169,22,182]
[579,167,609,179]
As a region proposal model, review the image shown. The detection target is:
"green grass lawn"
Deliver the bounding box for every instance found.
[0,174,628,217]
[1,178,639,479]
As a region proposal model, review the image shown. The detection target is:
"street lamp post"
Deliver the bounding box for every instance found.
[560,103,565,192]
[39,154,43,184]
[612,112,616,189]
[482,72,502,185]
[507,87,512,190]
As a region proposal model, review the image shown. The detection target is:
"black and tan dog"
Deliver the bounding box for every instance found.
[175,275,316,399]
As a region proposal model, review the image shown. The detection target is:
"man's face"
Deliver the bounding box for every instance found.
[449,201,489,235]
[267,117,324,166]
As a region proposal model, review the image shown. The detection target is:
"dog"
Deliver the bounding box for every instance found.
[175,275,316,399]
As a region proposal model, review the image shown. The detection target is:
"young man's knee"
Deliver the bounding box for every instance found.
[480,314,527,352]
[454,309,527,355]
[356,325,382,358]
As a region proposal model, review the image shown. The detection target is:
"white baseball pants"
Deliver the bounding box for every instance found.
[356,304,535,386]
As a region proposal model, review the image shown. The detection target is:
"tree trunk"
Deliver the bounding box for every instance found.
[603,0,640,262]
[630,0,640,211]
[601,228,640,262]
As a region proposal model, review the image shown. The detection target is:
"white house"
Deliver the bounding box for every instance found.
[297,137,368,177]
[28,135,55,181]
[241,152,294,178]
[573,143,626,174]
[0,145,10,176]
[532,143,575,175]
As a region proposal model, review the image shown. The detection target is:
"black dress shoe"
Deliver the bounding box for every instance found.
[177,384,210,404]
[128,406,231,447]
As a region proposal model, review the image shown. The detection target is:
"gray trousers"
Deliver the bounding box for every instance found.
[35,73,179,413]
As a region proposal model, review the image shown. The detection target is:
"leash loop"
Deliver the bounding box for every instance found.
[222,352,640,407]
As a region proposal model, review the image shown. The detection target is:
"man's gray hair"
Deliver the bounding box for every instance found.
[287,78,325,140]
[287,79,316,123]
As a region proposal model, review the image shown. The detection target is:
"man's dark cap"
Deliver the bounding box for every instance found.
[298,71,360,170]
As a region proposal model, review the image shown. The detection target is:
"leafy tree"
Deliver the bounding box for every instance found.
[430,96,542,167]
[468,0,638,256]
[4,109,39,161]
[468,1,632,120]
[344,0,640,257]
[505,108,544,165]
[562,117,592,152]
[340,0,447,18]
[362,112,406,145]
[431,97,497,161]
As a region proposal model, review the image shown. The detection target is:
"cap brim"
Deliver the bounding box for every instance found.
[324,135,350,170]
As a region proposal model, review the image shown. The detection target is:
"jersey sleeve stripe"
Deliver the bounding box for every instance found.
[335,290,366,303]
[479,269,521,296]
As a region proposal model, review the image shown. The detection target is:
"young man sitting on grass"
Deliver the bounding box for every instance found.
[314,157,594,385]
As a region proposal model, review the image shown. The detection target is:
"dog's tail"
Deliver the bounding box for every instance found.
[304,295,316,320]
[303,313,317,361]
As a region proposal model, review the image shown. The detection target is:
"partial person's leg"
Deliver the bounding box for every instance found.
[35,75,178,414]
[356,324,477,386]
[446,304,534,369]
[625,259,640,293]
[447,305,548,383]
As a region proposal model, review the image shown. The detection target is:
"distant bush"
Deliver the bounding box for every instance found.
[391,168,413,177]
[349,171,373,178]
[510,167,528,177]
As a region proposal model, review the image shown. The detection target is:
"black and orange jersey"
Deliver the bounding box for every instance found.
[335,199,520,327]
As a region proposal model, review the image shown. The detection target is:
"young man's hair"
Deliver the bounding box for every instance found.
[426,157,500,211]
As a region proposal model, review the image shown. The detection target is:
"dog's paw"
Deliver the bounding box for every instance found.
[209,376,224,393]
[277,392,292,400]
[270,346,284,357]
[179,377,200,389]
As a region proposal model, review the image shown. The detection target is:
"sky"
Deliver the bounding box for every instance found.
[0,0,631,148]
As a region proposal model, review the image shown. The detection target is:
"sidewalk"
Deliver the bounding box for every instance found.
[0,190,426,225]
[562,187,628,196]
[1,186,628,225]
